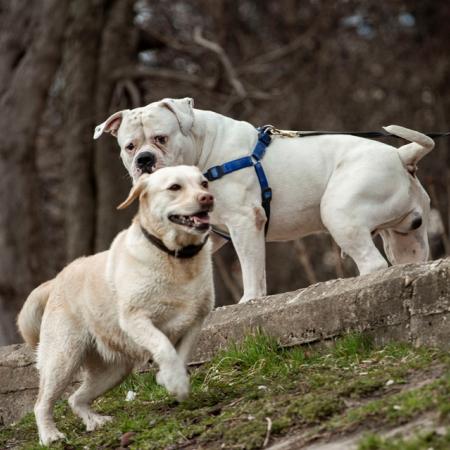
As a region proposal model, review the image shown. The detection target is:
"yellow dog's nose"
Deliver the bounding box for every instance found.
[198,193,214,208]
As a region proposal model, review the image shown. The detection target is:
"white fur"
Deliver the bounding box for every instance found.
[17,166,214,446]
[94,98,434,303]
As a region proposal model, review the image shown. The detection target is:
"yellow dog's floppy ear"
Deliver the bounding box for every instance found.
[117,175,150,210]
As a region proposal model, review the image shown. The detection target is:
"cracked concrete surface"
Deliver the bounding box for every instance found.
[192,258,449,362]
[0,258,449,425]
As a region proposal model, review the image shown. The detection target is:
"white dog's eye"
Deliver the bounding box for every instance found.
[155,135,168,145]
[201,181,208,189]
[125,142,135,151]
[168,184,181,191]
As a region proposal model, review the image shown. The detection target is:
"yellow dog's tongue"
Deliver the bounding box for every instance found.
[192,214,210,225]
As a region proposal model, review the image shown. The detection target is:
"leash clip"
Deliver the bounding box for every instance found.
[204,165,224,181]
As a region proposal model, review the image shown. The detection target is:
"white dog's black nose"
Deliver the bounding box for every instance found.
[136,152,156,173]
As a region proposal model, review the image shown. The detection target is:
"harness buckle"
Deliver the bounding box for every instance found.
[258,131,272,146]
[261,187,272,202]
[204,165,224,181]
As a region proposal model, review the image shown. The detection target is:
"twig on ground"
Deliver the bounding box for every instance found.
[263,417,273,447]
[227,397,244,408]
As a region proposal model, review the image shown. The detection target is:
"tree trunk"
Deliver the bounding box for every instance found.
[94,0,138,251]
[62,0,108,261]
[0,0,38,97]
[0,0,68,345]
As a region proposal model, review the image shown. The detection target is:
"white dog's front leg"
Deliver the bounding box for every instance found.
[229,217,267,303]
[119,312,189,401]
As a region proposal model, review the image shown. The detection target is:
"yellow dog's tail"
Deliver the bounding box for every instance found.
[17,280,53,348]
[383,125,435,169]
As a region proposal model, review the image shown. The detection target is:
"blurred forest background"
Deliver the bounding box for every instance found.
[0,0,449,344]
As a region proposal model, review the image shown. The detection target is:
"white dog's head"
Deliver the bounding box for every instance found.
[118,165,213,247]
[94,98,196,182]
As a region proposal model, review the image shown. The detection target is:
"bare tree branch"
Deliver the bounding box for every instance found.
[140,28,193,53]
[243,35,305,69]
[193,26,247,98]
[111,79,142,109]
[112,66,213,89]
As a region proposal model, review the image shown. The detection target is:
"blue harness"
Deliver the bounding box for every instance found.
[202,126,450,241]
[203,126,273,239]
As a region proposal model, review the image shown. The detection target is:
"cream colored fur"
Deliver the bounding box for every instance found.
[17,280,52,348]
[17,166,214,446]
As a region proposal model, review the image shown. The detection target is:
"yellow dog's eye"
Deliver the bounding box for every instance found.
[168,184,181,191]
[155,135,168,145]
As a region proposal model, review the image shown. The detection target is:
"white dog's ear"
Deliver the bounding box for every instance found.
[161,97,194,136]
[117,175,149,210]
[94,110,128,139]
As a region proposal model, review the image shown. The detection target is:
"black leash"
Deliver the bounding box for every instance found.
[140,225,209,258]
[288,130,450,139]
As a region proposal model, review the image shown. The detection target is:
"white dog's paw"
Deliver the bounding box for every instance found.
[156,362,190,401]
[85,413,113,431]
[39,429,66,446]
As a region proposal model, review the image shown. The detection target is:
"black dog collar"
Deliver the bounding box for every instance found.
[140,225,209,259]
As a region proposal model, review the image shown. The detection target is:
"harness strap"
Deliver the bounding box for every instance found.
[252,128,271,159]
[253,161,272,235]
[204,126,450,243]
[204,156,254,182]
[204,128,273,239]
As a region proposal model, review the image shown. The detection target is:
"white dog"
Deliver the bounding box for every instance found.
[94,98,434,303]
[17,166,214,446]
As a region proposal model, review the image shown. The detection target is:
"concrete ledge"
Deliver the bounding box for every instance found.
[0,344,36,426]
[1,258,449,425]
[193,258,449,361]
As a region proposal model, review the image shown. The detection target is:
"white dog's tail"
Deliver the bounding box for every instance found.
[17,280,53,348]
[383,125,435,168]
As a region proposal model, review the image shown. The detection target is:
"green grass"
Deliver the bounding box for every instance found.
[1,332,449,450]
[358,429,450,450]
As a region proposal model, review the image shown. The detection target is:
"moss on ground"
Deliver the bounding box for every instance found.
[357,428,450,450]
[1,333,449,450]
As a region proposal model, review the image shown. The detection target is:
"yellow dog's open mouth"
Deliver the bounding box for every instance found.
[169,211,210,231]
